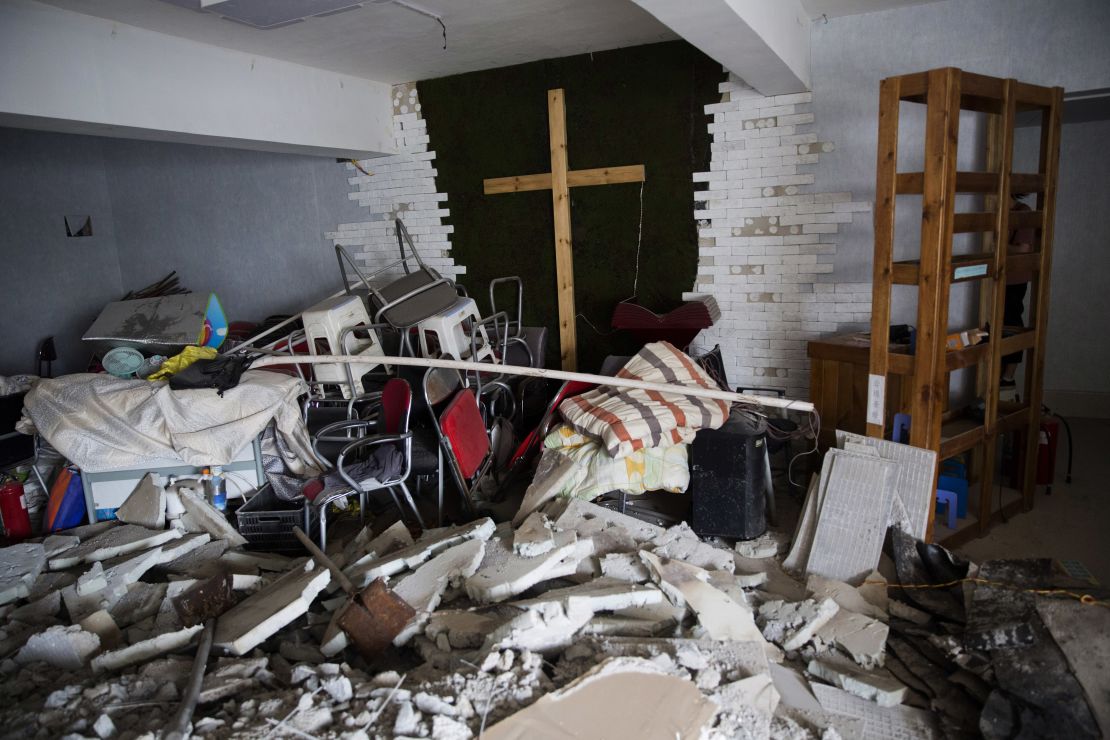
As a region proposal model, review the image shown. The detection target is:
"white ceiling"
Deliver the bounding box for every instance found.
[38,0,678,83]
[799,0,947,20]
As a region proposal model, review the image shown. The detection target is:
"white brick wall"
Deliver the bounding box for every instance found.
[689,74,872,400]
[324,83,463,283]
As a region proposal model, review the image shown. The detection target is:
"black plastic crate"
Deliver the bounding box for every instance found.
[235,483,318,552]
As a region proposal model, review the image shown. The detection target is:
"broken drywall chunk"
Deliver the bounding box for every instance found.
[758,598,840,652]
[650,523,735,573]
[807,574,889,622]
[0,542,47,605]
[214,559,330,655]
[319,602,351,658]
[807,659,907,707]
[108,582,168,628]
[552,498,664,556]
[219,549,293,573]
[515,577,664,614]
[48,525,181,569]
[79,609,123,651]
[639,551,765,645]
[11,589,62,625]
[116,473,166,530]
[465,530,580,604]
[344,520,414,569]
[42,535,80,560]
[712,673,781,716]
[27,570,77,602]
[814,609,889,668]
[424,608,516,651]
[599,552,651,583]
[16,624,101,669]
[92,623,203,672]
[513,511,555,557]
[160,539,229,578]
[487,601,595,653]
[346,518,496,589]
[154,532,211,566]
[393,539,486,646]
[734,530,788,559]
[179,490,247,546]
[857,569,889,614]
[812,682,939,737]
[484,656,718,740]
[76,561,108,596]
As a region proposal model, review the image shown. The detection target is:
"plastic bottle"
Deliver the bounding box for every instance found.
[210,466,227,511]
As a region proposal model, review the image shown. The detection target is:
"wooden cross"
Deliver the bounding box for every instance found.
[483,88,645,371]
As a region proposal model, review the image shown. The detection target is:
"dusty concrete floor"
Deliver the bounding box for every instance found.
[955,416,1110,587]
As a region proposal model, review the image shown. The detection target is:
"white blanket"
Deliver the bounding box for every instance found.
[19,370,322,475]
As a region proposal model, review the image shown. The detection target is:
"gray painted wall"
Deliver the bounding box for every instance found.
[0,127,123,377]
[809,0,1110,404]
[1015,119,1110,414]
[0,127,366,376]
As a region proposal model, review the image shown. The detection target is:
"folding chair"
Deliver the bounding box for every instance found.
[422,367,496,514]
[336,219,459,355]
[311,378,423,550]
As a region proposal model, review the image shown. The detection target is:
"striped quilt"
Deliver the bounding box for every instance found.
[558,341,729,459]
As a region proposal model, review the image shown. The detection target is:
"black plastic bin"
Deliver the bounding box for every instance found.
[235,483,319,552]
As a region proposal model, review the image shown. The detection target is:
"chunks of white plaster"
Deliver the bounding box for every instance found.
[92,624,203,673]
[758,597,840,652]
[214,560,331,655]
[116,473,166,530]
[49,525,181,570]
[639,551,764,644]
[513,511,554,557]
[650,523,735,573]
[179,490,247,547]
[465,530,581,604]
[16,624,101,669]
[346,518,496,589]
[0,542,46,605]
[393,539,486,646]
[807,658,907,707]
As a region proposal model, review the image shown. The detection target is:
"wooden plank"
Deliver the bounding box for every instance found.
[979,78,1016,534]
[953,212,997,232]
[1010,173,1045,193]
[910,67,961,541]
[566,164,645,188]
[867,75,901,438]
[483,164,646,195]
[1012,81,1056,108]
[891,252,995,285]
[547,89,577,371]
[1020,87,1063,508]
[898,171,1042,195]
[1009,209,1044,230]
[896,71,928,101]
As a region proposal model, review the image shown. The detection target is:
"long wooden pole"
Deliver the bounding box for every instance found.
[250,353,814,413]
[548,89,578,372]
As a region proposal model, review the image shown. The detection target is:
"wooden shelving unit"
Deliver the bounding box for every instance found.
[866,67,1063,544]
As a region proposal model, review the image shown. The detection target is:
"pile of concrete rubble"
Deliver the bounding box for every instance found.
[0,490,1105,739]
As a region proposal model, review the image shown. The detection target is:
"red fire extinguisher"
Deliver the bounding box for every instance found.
[0,475,32,542]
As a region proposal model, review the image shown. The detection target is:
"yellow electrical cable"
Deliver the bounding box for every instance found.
[862,577,1110,609]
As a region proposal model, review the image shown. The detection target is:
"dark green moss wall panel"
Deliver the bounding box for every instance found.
[418,41,723,371]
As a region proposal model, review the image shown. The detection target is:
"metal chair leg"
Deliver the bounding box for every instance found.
[437,448,444,527]
[319,505,328,553]
[386,486,406,524]
[359,490,367,525]
[396,482,426,531]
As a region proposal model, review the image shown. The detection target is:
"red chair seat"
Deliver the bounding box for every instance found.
[440,389,490,480]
